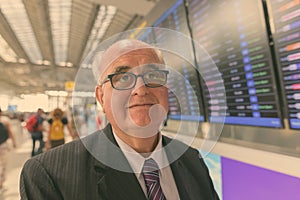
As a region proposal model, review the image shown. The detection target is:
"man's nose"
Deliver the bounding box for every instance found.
[131,76,149,96]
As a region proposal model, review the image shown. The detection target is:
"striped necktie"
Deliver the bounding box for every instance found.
[142,158,166,200]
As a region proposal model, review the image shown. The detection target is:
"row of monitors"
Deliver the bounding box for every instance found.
[134,0,300,129]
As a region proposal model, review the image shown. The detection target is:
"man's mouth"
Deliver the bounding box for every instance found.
[128,103,154,108]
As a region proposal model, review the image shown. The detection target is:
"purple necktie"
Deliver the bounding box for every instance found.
[142,158,166,200]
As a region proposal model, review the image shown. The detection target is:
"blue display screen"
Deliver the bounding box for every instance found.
[268,0,300,129]
[187,0,283,128]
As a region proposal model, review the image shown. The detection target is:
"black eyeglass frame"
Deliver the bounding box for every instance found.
[100,69,169,90]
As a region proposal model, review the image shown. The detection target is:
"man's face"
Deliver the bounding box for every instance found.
[96,48,169,136]
[37,109,43,116]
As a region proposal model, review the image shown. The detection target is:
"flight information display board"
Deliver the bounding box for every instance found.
[150,0,205,121]
[187,0,283,127]
[268,0,300,129]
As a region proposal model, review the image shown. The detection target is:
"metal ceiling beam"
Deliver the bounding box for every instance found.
[0,56,5,63]
[101,11,142,41]
[0,63,25,94]
[0,62,77,95]
[122,14,144,31]
[23,0,55,64]
[0,10,29,60]
[0,80,18,96]
[88,0,155,16]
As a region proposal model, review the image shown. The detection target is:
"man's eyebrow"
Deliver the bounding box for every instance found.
[114,66,131,73]
[143,63,160,70]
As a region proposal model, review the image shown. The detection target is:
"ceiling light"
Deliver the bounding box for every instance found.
[46,90,68,97]
[18,58,27,63]
[43,60,51,65]
[58,61,66,67]
[36,60,43,65]
[66,62,73,67]
[72,91,95,97]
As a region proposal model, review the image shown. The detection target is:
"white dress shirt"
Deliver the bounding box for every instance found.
[113,132,180,200]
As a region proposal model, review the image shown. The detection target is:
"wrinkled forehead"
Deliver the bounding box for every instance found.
[93,39,164,80]
[107,49,162,71]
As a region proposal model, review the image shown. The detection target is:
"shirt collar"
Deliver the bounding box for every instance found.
[113,132,169,174]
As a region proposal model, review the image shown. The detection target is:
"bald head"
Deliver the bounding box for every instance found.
[92,39,164,83]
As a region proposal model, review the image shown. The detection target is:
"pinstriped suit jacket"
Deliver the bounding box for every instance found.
[20,124,219,200]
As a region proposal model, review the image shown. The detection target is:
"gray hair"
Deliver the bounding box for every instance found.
[92,39,165,84]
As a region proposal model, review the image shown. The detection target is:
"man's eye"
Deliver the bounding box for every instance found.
[119,74,132,82]
[112,73,132,83]
[147,71,161,80]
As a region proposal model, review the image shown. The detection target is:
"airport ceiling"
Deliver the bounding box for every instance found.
[0,0,159,96]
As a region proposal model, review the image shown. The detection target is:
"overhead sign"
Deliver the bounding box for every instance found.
[65,81,75,91]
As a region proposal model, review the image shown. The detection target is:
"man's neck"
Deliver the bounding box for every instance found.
[113,127,159,153]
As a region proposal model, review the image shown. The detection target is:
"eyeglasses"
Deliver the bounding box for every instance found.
[100,70,169,90]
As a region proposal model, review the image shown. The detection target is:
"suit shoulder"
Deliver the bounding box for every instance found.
[162,135,201,161]
[30,140,83,167]
[33,131,101,167]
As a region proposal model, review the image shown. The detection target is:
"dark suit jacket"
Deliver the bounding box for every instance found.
[20,124,219,200]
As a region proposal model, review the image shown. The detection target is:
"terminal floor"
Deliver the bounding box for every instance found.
[1,124,31,200]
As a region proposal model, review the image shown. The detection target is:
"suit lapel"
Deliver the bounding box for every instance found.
[163,137,190,199]
[170,159,190,199]
[95,165,147,200]
[84,124,146,200]
[163,136,213,200]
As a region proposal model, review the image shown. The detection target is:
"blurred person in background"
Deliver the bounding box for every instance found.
[0,107,16,193]
[26,108,45,157]
[46,108,76,149]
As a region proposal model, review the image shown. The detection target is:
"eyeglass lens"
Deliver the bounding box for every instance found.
[111,70,168,90]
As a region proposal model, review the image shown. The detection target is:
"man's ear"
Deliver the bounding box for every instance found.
[95,85,105,113]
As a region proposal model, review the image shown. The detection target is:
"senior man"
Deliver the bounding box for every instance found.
[20,39,219,200]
